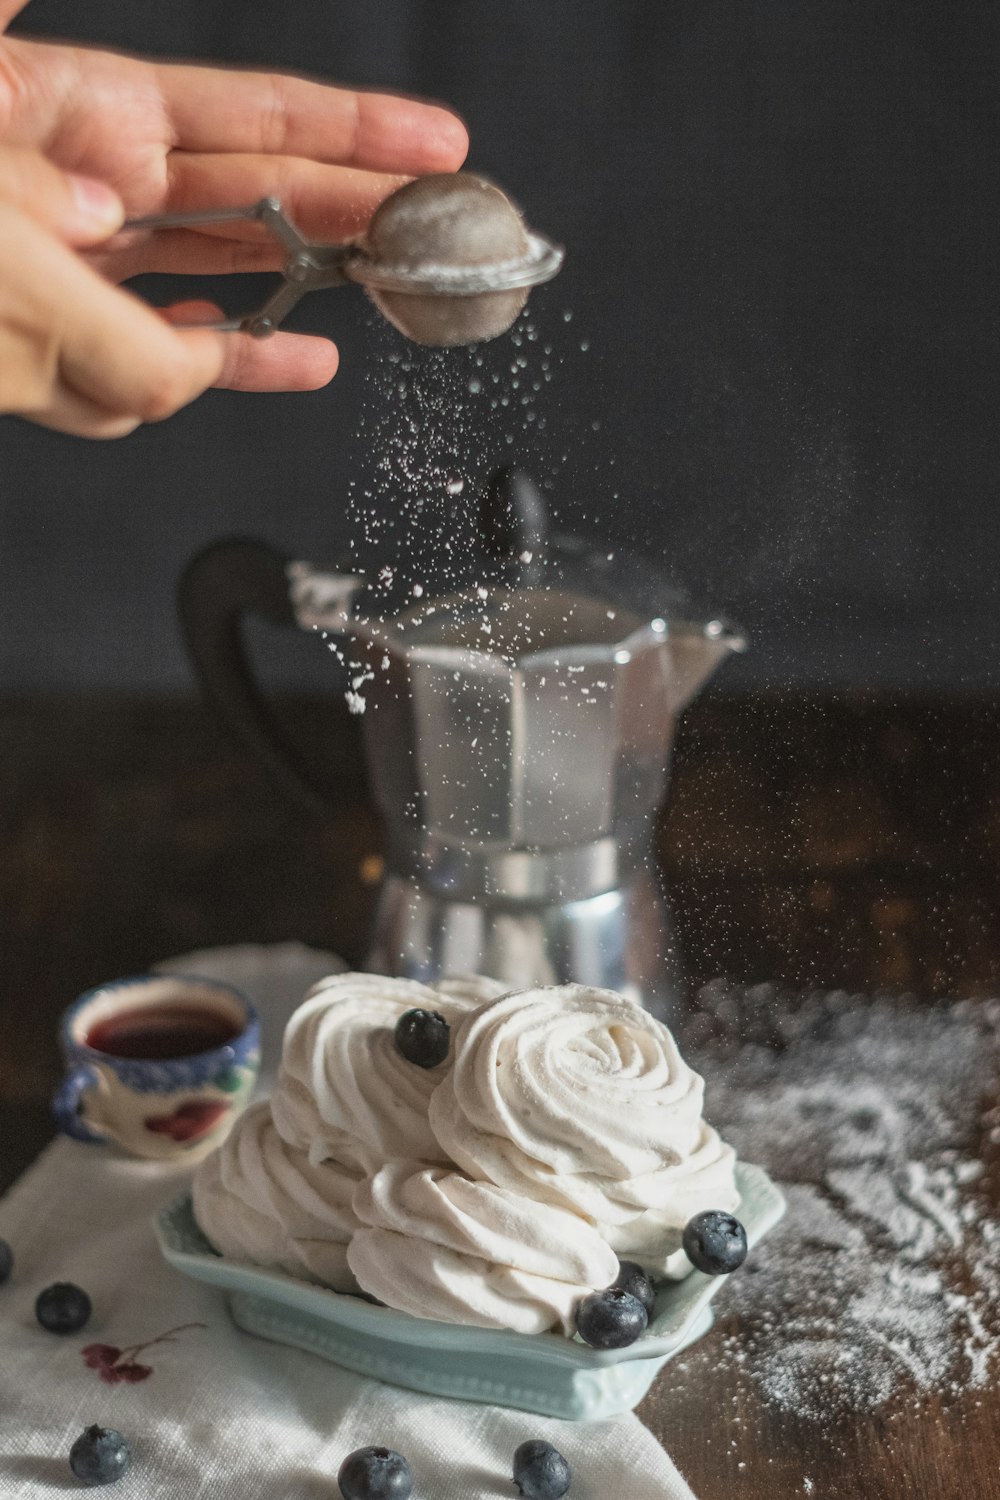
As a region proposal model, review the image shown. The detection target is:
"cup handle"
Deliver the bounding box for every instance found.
[53,1065,107,1144]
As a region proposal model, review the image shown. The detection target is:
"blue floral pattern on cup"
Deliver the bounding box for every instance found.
[55,974,260,1161]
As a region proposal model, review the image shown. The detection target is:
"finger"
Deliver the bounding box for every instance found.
[0,203,225,421]
[0,144,123,245]
[159,300,339,390]
[22,385,142,440]
[11,296,334,433]
[0,0,31,30]
[211,329,339,392]
[94,156,409,281]
[94,159,409,281]
[158,295,338,390]
[60,315,226,422]
[157,299,227,325]
[163,154,408,240]
[156,62,468,175]
[89,228,286,283]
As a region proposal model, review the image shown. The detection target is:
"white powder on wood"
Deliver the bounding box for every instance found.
[682,986,1000,1419]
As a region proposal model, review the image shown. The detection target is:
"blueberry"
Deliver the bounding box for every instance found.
[513,1438,572,1498]
[394,1009,450,1069]
[612,1259,655,1319]
[35,1282,92,1334]
[574,1286,648,1349]
[0,1238,12,1285]
[69,1424,131,1487]
[682,1210,748,1275]
[337,1445,413,1500]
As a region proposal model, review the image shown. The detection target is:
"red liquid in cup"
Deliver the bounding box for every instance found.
[85,1005,239,1060]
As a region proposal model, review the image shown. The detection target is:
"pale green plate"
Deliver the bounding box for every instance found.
[156,1161,784,1421]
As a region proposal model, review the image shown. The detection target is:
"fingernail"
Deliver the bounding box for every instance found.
[69,174,123,226]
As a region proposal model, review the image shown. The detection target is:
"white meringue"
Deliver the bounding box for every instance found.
[349,1160,618,1335]
[428,984,739,1275]
[435,973,510,1006]
[192,1100,362,1291]
[194,974,741,1322]
[272,972,475,1171]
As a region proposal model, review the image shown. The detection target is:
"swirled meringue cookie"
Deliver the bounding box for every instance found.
[428,984,739,1276]
[349,1161,619,1335]
[436,973,510,1006]
[192,1101,362,1291]
[272,972,478,1172]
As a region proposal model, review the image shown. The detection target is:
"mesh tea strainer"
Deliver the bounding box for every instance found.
[124,172,563,347]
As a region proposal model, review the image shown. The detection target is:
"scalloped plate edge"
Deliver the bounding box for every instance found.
[155,1161,784,1371]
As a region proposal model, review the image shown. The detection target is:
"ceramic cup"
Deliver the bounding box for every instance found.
[54,974,260,1162]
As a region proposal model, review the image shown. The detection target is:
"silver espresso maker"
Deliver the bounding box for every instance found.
[179,472,744,1020]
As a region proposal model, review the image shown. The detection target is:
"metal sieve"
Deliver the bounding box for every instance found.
[124,172,563,347]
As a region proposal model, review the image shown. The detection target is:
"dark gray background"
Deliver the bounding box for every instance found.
[2,0,998,692]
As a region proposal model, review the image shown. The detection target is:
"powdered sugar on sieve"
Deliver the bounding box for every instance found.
[680,986,1000,1419]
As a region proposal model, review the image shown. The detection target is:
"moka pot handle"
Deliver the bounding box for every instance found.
[177,536,361,819]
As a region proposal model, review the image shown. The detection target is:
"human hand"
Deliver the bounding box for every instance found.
[0,1,467,270]
[0,144,350,436]
[0,0,468,417]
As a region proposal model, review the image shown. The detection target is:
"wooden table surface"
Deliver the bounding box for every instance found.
[2,691,999,1499]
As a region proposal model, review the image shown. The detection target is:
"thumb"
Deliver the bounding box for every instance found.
[0,0,31,32]
[0,144,123,245]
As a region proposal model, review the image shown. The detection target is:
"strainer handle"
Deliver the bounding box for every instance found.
[178,537,362,819]
[123,199,355,334]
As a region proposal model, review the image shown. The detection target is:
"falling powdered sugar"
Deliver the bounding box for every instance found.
[331,310,569,715]
[346,314,562,608]
[680,985,1000,1420]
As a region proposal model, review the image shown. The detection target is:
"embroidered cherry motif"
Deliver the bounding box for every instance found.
[83,1345,153,1383]
[82,1322,206,1384]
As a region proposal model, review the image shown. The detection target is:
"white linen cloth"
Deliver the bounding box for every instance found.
[0,944,695,1499]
